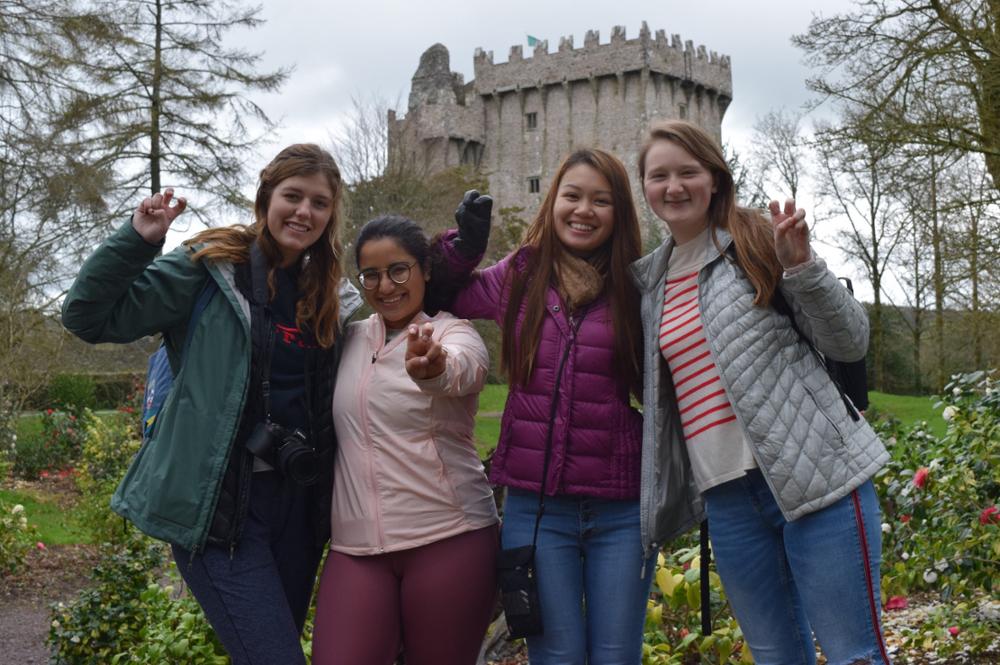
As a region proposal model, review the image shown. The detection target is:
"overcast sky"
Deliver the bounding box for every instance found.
[174,0,874,294]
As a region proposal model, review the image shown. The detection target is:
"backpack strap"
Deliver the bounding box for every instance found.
[182,277,219,356]
[772,289,861,422]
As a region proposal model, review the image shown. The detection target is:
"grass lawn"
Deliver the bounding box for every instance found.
[0,486,93,545]
[867,391,945,438]
[479,383,507,413]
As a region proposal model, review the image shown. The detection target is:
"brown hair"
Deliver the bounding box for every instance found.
[502,148,643,397]
[638,120,782,306]
[185,143,345,348]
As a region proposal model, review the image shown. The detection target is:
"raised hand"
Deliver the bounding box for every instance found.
[769,198,810,269]
[452,189,493,258]
[132,188,187,244]
[405,322,447,380]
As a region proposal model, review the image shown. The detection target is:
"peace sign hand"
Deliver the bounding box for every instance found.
[405,322,447,380]
[132,188,187,244]
[769,198,810,269]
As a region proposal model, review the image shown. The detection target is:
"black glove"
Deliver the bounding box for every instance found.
[452,190,492,259]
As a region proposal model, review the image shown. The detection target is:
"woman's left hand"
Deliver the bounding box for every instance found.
[770,198,811,269]
[405,322,447,380]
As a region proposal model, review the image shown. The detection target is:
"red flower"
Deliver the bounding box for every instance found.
[948,626,960,637]
[679,628,689,638]
[980,506,999,525]
[36,541,46,551]
[913,467,930,489]
[39,470,50,479]
[884,596,908,610]
[45,408,54,415]
[900,514,911,523]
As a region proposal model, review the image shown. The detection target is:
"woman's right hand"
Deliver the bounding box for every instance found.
[132,188,187,244]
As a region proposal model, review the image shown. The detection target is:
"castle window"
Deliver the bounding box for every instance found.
[528,176,540,194]
[525,112,538,130]
[679,104,688,119]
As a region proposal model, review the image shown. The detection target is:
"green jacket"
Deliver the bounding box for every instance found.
[62,222,362,550]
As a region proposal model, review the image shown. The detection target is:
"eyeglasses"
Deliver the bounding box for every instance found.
[356,261,418,290]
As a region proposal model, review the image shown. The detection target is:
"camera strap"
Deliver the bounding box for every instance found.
[528,306,589,549]
[249,243,277,421]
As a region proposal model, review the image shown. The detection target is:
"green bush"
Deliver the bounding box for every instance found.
[94,375,143,411]
[75,412,141,544]
[643,544,751,664]
[0,500,38,576]
[874,370,1000,656]
[49,538,168,663]
[109,570,228,664]
[48,374,97,413]
[12,409,91,480]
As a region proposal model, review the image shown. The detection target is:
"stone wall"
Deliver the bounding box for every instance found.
[389,22,732,233]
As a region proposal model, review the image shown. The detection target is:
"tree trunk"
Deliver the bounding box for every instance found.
[930,156,946,391]
[149,0,163,194]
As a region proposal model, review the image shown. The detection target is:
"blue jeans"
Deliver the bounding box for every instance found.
[703,470,891,665]
[172,471,323,665]
[502,489,654,665]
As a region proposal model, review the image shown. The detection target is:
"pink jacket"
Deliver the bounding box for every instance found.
[329,310,498,555]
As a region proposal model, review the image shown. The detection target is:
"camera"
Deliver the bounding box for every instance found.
[246,421,321,486]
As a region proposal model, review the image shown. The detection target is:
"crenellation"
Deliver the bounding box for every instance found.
[473,47,493,65]
[391,24,732,234]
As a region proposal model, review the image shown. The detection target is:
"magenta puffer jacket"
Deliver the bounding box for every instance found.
[447,246,643,500]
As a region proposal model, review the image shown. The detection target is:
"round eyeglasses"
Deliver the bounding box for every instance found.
[356,261,417,290]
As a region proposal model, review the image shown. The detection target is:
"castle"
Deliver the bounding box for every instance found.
[388,22,733,230]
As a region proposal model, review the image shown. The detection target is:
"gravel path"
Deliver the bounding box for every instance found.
[0,544,100,664]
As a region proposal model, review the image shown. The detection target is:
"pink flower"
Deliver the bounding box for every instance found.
[36,541,46,551]
[979,506,999,525]
[948,626,960,637]
[884,596,908,610]
[913,467,930,489]
[45,408,53,415]
[39,470,50,479]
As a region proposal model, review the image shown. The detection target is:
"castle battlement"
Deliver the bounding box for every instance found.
[472,22,731,98]
[391,24,731,235]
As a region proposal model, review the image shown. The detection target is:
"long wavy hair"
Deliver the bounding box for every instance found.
[638,120,782,306]
[185,144,345,348]
[502,148,643,398]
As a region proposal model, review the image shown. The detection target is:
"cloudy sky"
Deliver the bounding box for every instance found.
[177,0,872,292]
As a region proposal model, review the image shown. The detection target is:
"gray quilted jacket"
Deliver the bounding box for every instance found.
[629,229,889,556]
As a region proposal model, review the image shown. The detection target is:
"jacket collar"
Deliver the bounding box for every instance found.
[629,226,734,292]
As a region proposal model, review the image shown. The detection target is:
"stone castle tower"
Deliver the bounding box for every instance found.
[389,22,732,229]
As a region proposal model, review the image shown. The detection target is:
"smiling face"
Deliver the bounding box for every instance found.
[265,172,335,267]
[551,163,616,257]
[357,236,427,329]
[642,139,717,244]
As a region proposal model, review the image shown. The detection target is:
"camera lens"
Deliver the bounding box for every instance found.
[277,430,320,485]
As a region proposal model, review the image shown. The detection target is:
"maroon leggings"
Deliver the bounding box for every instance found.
[312,525,498,665]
